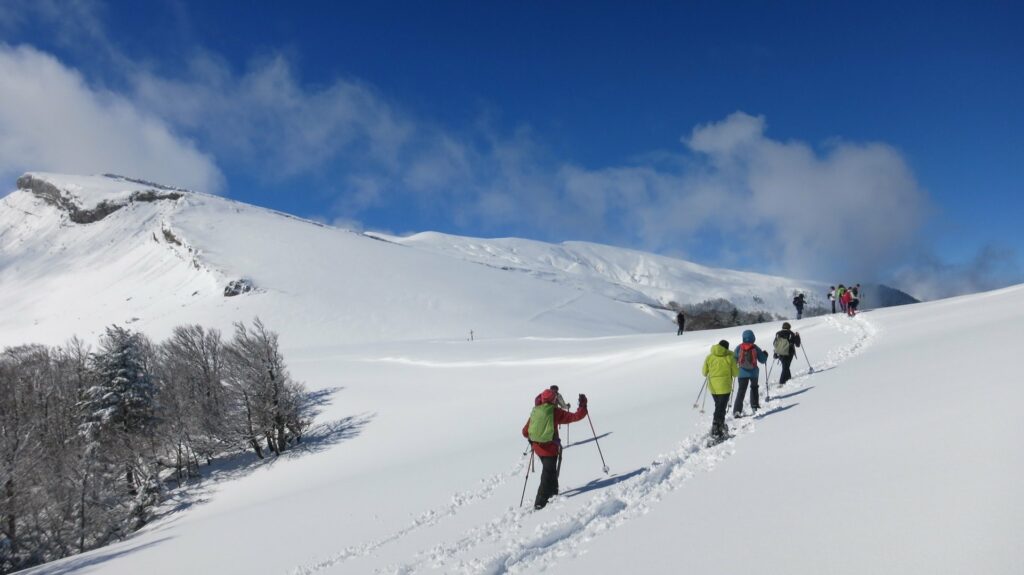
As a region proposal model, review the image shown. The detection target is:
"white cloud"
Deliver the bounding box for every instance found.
[688,111,766,157]
[129,53,417,181]
[891,245,1022,300]
[0,44,223,192]
[447,111,931,283]
[680,112,930,279]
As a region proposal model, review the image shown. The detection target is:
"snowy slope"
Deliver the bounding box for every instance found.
[372,231,832,315]
[20,284,1023,575]
[0,173,838,350]
[0,173,676,348]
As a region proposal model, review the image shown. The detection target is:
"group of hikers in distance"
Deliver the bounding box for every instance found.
[827,284,862,316]
[794,283,862,319]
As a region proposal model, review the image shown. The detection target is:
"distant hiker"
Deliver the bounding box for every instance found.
[772,322,802,386]
[836,284,847,313]
[676,311,686,335]
[733,330,769,417]
[702,340,738,439]
[523,389,588,510]
[793,293,806,320]
[847,287,860,316]
[828,286,836,314]
[549,385,570,410]
[841,288,854,317]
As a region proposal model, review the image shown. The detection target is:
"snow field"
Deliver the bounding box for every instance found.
[22,282,1023,575]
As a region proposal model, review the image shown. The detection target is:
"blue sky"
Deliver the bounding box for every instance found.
[0,0,1020,298]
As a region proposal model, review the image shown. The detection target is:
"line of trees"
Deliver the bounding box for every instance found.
[0,318,310,573]
[675,298,779,330]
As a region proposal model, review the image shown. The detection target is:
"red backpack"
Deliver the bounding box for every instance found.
[738,343,758,370]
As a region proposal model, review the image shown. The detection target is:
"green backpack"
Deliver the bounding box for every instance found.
[528,403,555,443]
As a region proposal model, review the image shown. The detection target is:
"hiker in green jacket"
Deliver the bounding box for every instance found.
[702,340,739,438]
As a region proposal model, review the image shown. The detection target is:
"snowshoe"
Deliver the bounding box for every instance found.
[705,433,732,447]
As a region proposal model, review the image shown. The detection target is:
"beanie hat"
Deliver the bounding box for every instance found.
[782,322,791,330]
[718,340,729,349]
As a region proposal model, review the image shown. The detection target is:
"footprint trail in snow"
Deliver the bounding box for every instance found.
[292,316,877,575]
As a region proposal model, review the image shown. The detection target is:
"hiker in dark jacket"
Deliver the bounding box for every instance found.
[828,286,836,314]
[773,322,802,385]
[676,311,686,335]
[733,330,769,416]
[793,293,806,320]
[522,389,588,509]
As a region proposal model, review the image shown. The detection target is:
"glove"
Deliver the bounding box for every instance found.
[578,394,588,408]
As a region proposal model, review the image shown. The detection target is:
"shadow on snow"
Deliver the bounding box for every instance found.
[149,386,372,526]
[770,386,815,401]
[564,432,611,450]
[24,538,171,575]
[562,468,648,498]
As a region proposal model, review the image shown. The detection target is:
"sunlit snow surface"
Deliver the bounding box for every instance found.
[4,174,1019,574]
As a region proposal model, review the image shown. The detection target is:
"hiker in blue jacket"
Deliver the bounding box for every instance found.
[733,329,769,416]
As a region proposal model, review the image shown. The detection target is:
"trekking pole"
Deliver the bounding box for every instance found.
[727,377,736,418]
[692,376,709,410]
[586,413,610,474]
[765,359,776,401]
[802,344,815,373]
[519,450,535,507]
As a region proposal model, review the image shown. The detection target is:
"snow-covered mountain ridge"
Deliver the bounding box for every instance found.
[1,172,899,349]
[373,230,837,314]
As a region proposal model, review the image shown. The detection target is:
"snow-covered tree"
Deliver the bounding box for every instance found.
[78,326,160,532]
[224,318,310,458]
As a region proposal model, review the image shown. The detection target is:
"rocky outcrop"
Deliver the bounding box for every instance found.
[224,279,255,297]
[16,174,184,224]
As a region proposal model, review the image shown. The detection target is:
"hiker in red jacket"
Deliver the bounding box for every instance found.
[522,389,588,509]
[841,288,854,317]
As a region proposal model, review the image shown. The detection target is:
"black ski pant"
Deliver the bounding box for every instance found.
[534,454,559,509]
[677,326,684,335]
[711,393,730,436]
[831,301,836,313]
[733,376,760,414]
[779,355,794,385]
